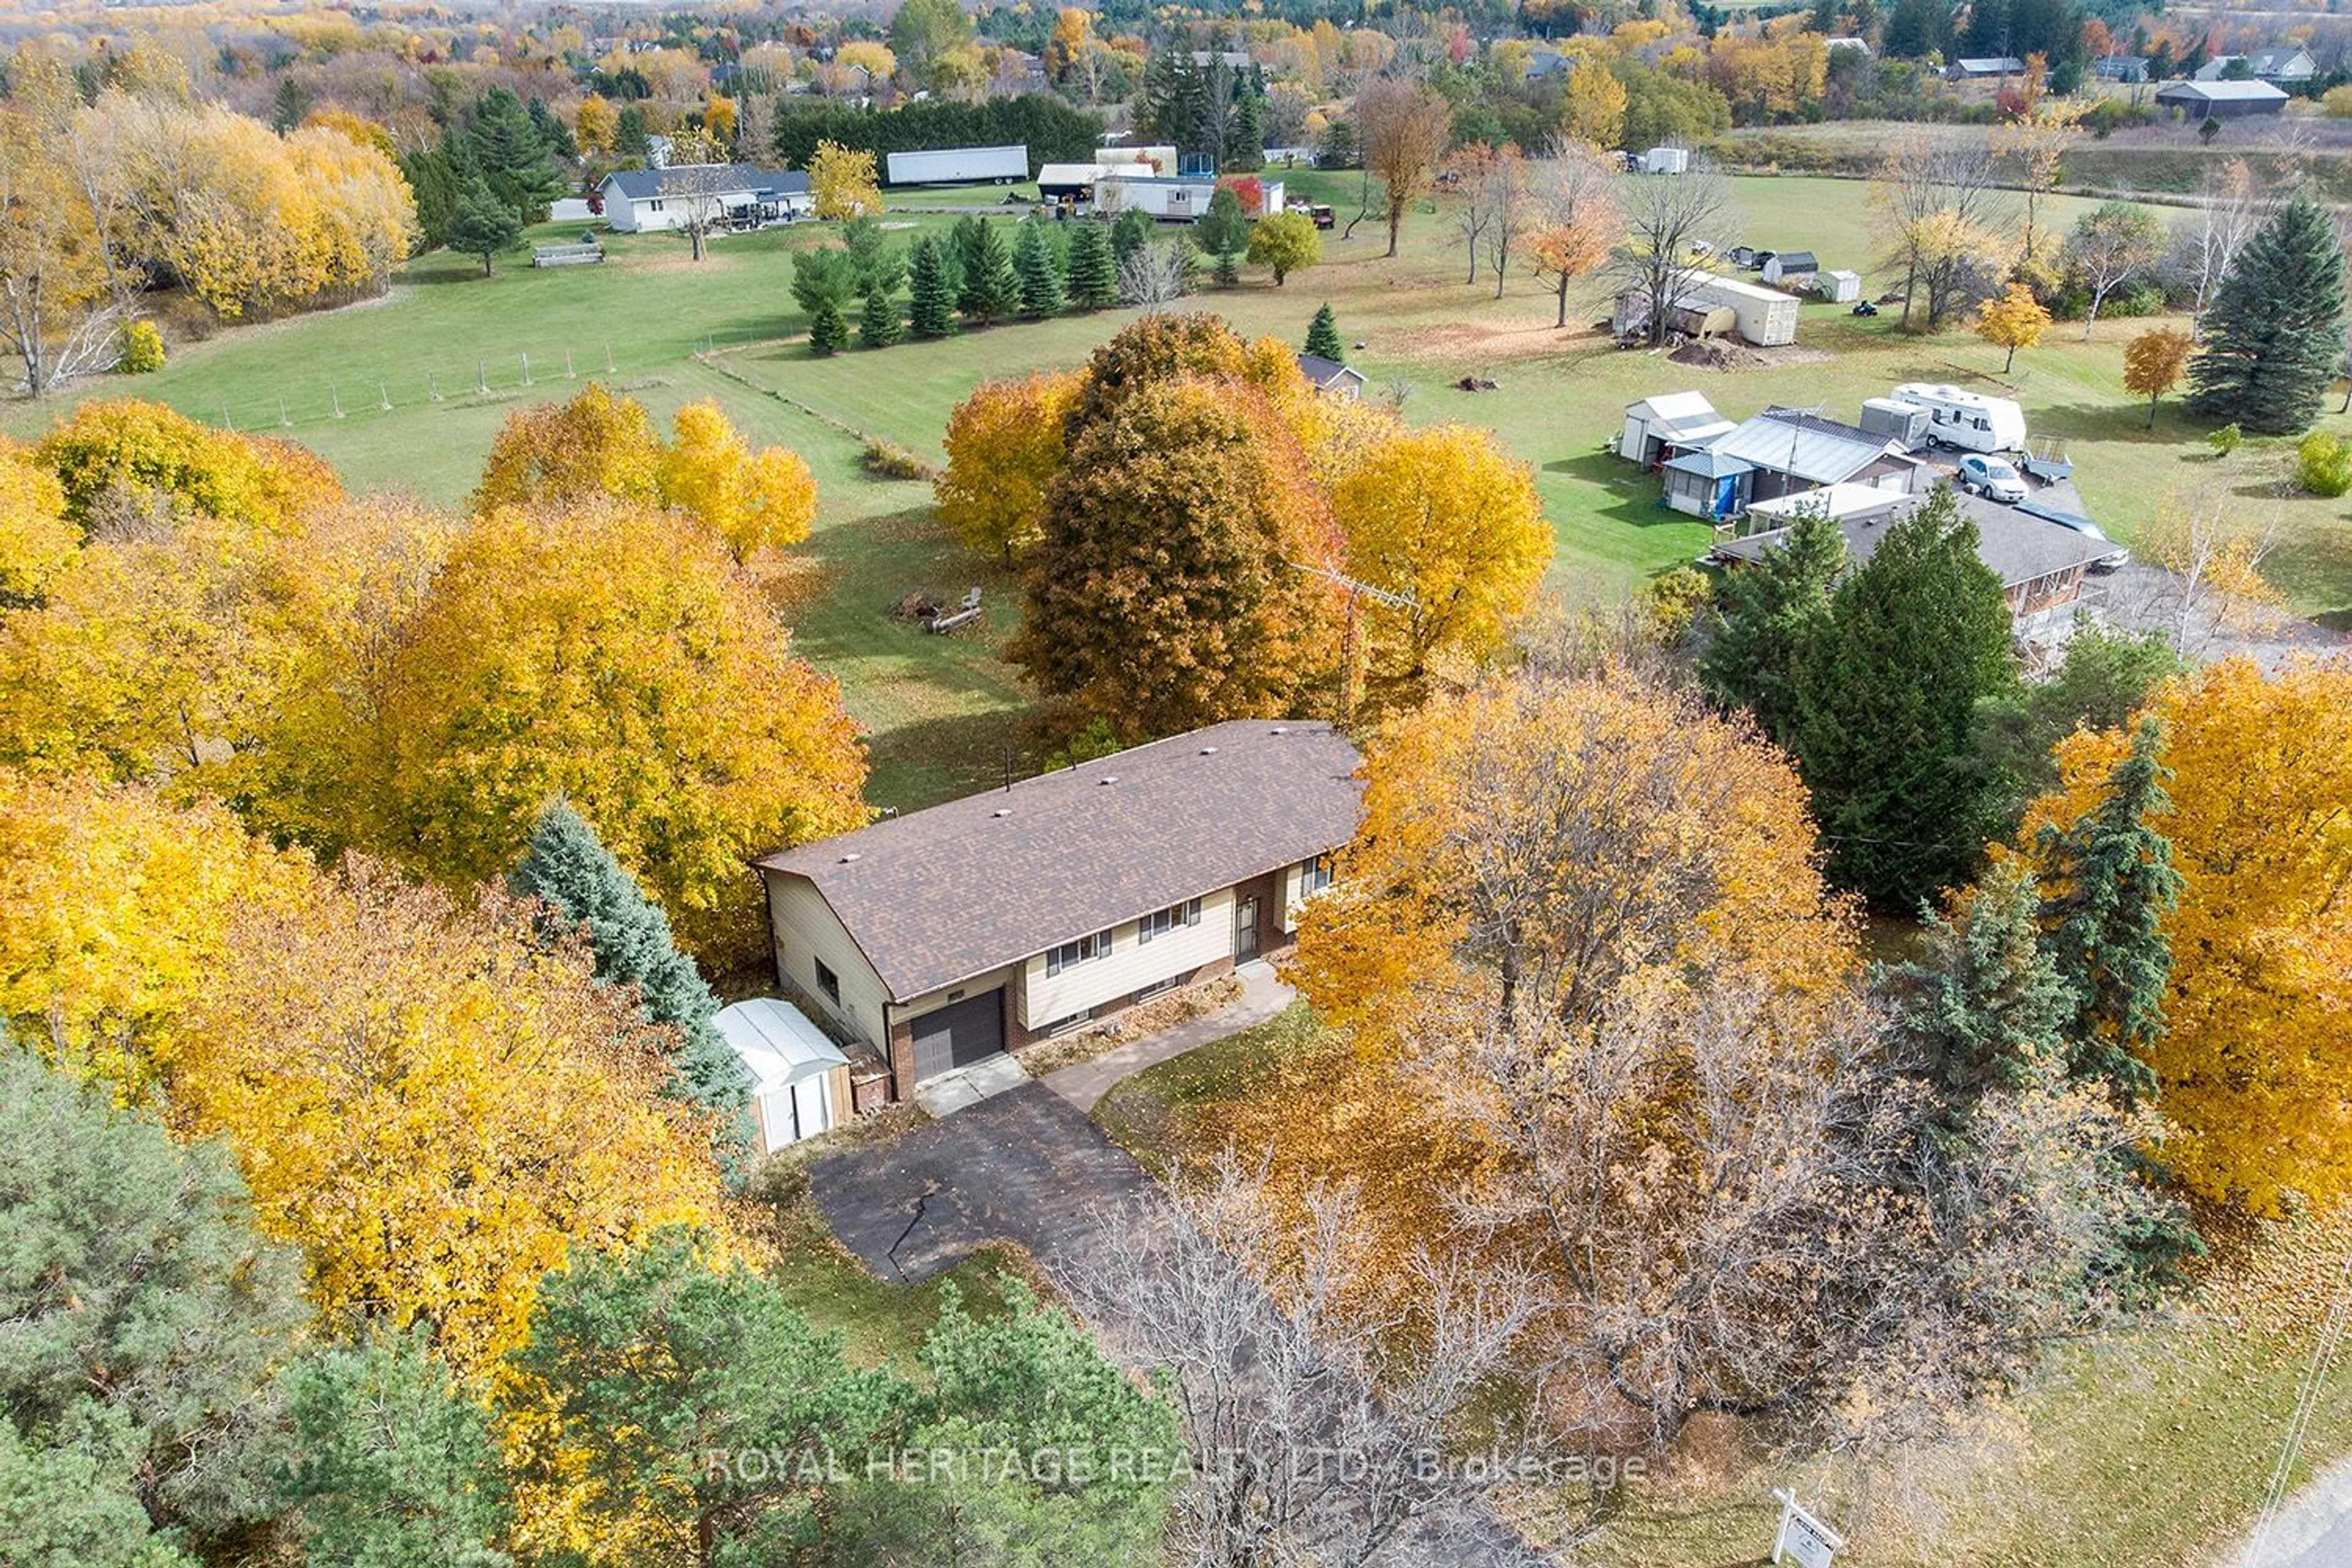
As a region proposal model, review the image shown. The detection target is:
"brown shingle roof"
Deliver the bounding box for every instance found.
[756,721,1364,999]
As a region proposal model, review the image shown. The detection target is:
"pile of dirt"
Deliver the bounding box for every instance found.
[1454,375,1499,392]
[1667,339,1836,371]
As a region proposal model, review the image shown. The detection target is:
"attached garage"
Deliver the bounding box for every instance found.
[909,989,1006,1082]
[715,998,850,1156]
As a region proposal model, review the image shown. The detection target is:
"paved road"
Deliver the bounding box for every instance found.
[2236,1457,2352,1568]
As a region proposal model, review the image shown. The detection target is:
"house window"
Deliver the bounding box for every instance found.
[647,197,665,212]
[1045,929,1115,976]
[815,958,841,1005]
[1137,898,1202,944]
[1299,854,1335,896]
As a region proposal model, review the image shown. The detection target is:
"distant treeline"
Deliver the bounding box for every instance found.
[772,94,1104,178]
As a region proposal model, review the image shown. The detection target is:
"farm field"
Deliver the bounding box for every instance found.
[1097,1007,2352,1568]
[10,172,2348,807]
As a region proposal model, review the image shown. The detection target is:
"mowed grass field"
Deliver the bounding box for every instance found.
[9,171,2348,805]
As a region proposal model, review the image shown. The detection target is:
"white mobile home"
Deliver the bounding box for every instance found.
[1891,382,2027,453]
[1686,274,1801,347]
[884,145,1029,185]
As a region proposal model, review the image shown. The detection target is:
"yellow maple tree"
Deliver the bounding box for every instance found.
[935,369,1084,562]
[807,138,881,220]
[168,861,731,1374]
[1974,282,2052,374]
[660,399,817,562]
[2023,658,2352,1215]
[373,499,869,963]
[0,439,75,604]
[1329,423,1552,710]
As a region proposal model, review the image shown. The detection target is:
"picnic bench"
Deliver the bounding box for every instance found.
[925,586,983,635]
[530,242,605,268]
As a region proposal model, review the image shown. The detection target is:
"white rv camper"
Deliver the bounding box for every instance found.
[1890,382,2027,454]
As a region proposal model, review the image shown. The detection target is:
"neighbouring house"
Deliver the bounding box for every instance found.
[1947,56,2026,80]
[1708,488,2117,636]
[714,997,853,1155]
[2095,54,2152,83]
[1526,43,1569,77]
[2250,47,2318,82]
[1702,407,1926,509]
[597,164,812,232]
[2155,80,2290,119]
[756,722,1364,1098]
[1762,250,1819,286]
[1297,353,1367,398]
[1618,390,1735,467]
[1040,163,1283,220]
[2198,49,2316,83]
[1824,35,1871,55]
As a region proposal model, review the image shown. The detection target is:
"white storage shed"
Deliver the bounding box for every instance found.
[715,997,852,1156]
[1644,146,1691,175]
[1820,268,1863,303]
[1618,391,1735,467]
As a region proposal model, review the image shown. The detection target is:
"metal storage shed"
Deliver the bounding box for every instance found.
[715,997,851,1155]
[1662,447,1753,519]
[1618,391,1735,467]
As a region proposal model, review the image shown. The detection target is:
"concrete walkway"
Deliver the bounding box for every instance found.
[2234,1455,2352,1568]
[1042,960,1293,1113]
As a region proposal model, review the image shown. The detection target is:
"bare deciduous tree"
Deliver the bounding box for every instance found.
[1606,161,1733,347]
[1118,239,1196,307]
[2167,159,2261,341]
[1871,129,2013,331]
[1450,141,1497,286]
[1527,140,1623,329]
[1074,1156,1559,1568]
[1355,78,1452,258]
[2126,489,2286,657]
[2068,201,2166,339]
[664,129,736,262]
[1479,144,1533,300]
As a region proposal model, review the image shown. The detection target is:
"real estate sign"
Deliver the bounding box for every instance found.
[1770,1488,1845,1568]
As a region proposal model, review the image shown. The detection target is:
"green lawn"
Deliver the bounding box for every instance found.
[9,173,2346,818]
[1093,1005,2352,1568]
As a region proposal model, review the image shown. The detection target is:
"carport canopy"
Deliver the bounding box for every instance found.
[715,997,849,1095]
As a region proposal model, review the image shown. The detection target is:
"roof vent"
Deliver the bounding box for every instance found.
[838,851,862,863]
[1199,745,1220,755]
[1098,775,1120,785]
[992,807,1012,818]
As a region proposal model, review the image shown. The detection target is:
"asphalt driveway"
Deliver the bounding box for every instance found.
[807,1080,1156,1286]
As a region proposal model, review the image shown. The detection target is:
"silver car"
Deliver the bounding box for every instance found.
[1957,454,2028,503]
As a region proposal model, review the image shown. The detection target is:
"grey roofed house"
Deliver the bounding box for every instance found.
[1708,488,2117,631]
[1296,353,1368,396]
[1709,407,1915,489]
[600,164,809,202]
[1947,55,2026,78]
[2094,54,2152,81]
[762,721,1362,998]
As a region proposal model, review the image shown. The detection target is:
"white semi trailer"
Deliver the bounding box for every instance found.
[883,145,1030,185]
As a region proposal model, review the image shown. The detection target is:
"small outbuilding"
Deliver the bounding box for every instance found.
[1762,251,1819,286]
[1947,55,2026,80]
[715,997,852,1156]
[1296,353,1367,398]
[1662,447,1754,519]
[1643,146,1691,175]
[1618,391,1735,467]
[1819,268,1864,303]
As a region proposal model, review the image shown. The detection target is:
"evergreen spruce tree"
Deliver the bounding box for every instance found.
[951,215,993,315]
[1212,236,1242,287]
[1065,221,1118,309]
[858,285,904,348]
[2185,195,2348,435]
[965,221,1022,325]
[1110,208,1155,267]
[1303,303,1344,363]
[461,86,564,223]
[1790,486,2018,908]
[1169,236,1200,295]
[1231,87,1265,171]
[908,235,957,337]
[2033,718,2182,1102]
[512,802,756,1165]
[447,173,523,277]
[1697,503,1846,747]
[808,293,850,355]
[1014,221,1067,317]
[1880,861,2076,1115]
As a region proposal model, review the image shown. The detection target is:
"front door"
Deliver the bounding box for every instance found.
[1235,897,1260,960]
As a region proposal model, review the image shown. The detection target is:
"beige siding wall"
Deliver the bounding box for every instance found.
[766,874,890,1052]
[1021,887,1237,1028]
